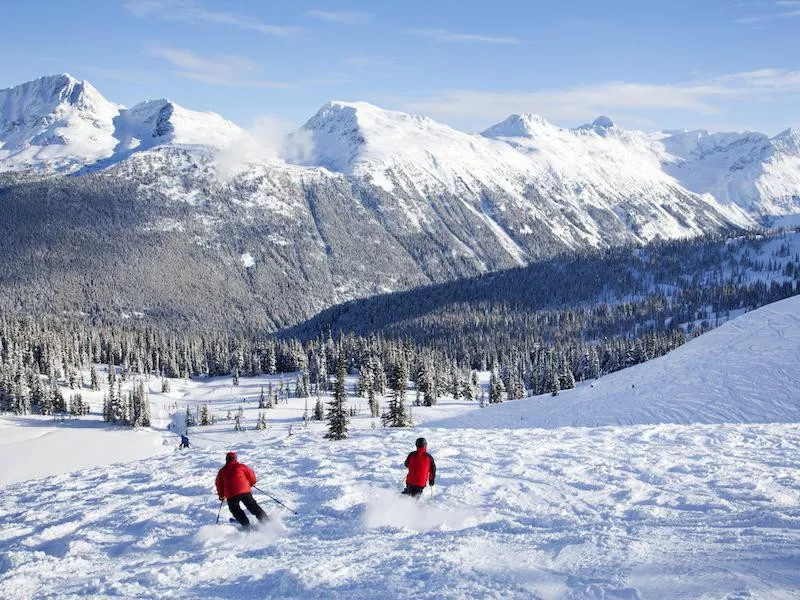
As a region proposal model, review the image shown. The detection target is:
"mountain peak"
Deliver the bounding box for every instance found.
[482,113,551,138]
[0,73,121,172]
[592,115,615,129]
[303,100,435,133]
[575,115,618,137]
[0,73,115,123]
[773,127,800,152]
[113,97,243,154]
[298,100,451,173]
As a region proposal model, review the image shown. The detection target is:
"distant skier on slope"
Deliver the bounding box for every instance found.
[402,437,436,498]
[179,433,190,449]
[215,451,268,527]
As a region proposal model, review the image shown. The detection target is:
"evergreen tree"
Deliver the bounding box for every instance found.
[368,384,379,418]
[102,393,111,422]
[266,383,274,408]
[39,382,54,415]
[325,353,349,440]
[184,405,195,427]
[107,363,116,390]
[383,361,411,427]
[52,385,66,413]
[313,394,324,420]
[449,363,461,400]
[199,404,210,426]
[559,362,576,391]
[140,382,151,426]
[489,371,505,404]
[69,393,81,416]
[548,367,561,397]
[90,366,100,391]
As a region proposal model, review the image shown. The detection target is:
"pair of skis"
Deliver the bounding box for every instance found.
[215,486,297,525]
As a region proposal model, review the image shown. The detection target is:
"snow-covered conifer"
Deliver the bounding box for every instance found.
[199,404,210,426]
[313,395,324,420]
[383,361,411,427]
[325,353,349,440]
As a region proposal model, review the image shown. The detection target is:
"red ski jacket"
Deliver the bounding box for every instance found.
[405,448,436,488]
[215,459,257,499]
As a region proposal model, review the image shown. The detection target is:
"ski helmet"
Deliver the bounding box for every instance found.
[225,451,237,463]
[415,437,427,449]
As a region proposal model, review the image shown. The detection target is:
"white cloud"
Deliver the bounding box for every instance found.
[147,45,291,89]
[734,0,800,24]
[405,28,520,44]
[306,10,372,25]
[126,0,301,36]
[391,68,800,128]
[214,115,315,179]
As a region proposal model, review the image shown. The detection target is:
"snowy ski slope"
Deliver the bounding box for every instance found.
[1,297,799,598]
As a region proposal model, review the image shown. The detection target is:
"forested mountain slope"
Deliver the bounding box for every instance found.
[3,75,799,330]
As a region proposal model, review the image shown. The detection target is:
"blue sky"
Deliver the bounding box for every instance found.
[2,0,799,134]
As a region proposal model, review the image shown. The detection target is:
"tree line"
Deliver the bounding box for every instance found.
[1,229,798,425]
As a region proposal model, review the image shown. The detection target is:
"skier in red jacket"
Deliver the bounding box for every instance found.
[402,437,436,498]
[215,452,268,526]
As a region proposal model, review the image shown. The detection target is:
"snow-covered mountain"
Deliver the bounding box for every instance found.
[0,74,797,328]
[1,74,797,226]
[660,127,800,217]
[0,74,243,173]
[0,74,120,172]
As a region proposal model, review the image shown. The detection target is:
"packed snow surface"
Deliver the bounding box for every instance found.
[1,298,800,598]
[0,419,169,486]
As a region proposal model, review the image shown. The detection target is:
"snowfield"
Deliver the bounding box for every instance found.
[2,423,799,599]
[1,296,800,598]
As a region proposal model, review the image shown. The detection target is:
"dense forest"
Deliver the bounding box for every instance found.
[2,228,798,423]
[282,229,800,364]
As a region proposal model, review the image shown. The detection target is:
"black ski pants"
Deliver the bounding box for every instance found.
[401,485,425,499]
[228,492,268,526]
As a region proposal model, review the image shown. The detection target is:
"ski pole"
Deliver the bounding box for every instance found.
[252,485,298,515]
[215,500,224,524]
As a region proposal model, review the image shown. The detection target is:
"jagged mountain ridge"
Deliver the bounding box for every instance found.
[295,101,753,255]
[660,127,800,216]
[0,74,795,329]
[0,74,243,173]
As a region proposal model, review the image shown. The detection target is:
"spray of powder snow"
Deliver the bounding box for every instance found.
[214,115,315,179]
[364,489,482,532]
[194,513,289,550]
